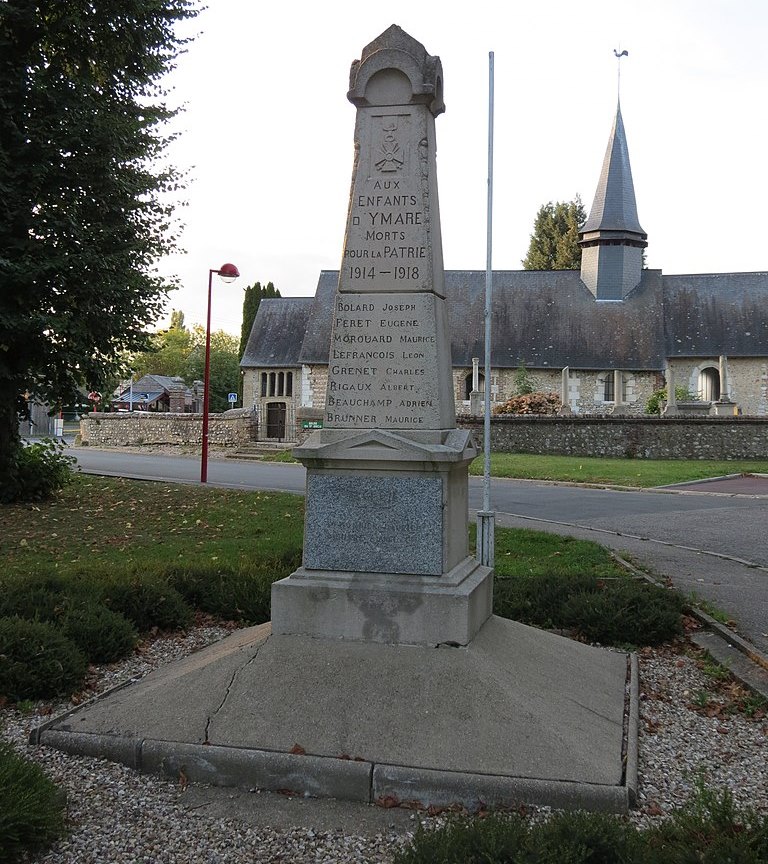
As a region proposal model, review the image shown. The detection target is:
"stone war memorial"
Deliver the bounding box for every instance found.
[36,26,637,814]
[270,25,492,647]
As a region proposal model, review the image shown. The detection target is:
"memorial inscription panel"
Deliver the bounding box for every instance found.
[325,292,442,430]
[303,473,443,575]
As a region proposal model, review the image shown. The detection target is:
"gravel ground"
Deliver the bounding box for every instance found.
[2,626,766,863]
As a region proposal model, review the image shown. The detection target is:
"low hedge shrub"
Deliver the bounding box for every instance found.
[644,785,768,863]
[0,617,87,701]
[99,576,193,632]
[0,573,73,623]
[60,604,138,664]
[167,564,273,624]
[394,787,768,864]
[494,572,682,646]
[0,741,66,862]
[2,438,75,504]
[561,581,683,646]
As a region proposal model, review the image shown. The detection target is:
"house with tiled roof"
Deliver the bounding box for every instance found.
[112,374,202,413]
[240,105,768,441]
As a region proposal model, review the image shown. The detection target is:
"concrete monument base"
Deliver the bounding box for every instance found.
[272,556,493,646]
[35,616,638,814]
[278,426,490,646]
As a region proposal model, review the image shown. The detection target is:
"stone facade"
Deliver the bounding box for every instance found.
[80,410,257,448]
[451,367,664,416]
[458,415,768,460]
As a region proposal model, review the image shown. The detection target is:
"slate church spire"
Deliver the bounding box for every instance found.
[579,102,647,300]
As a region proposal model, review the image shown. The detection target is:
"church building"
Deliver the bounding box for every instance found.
[240,104,768,441]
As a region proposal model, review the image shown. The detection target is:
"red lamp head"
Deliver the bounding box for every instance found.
[217,262,240,283]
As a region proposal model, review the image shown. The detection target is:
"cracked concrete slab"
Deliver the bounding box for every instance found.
[38,617,634,812]
[209,617,627,783]
[47,623,271,744]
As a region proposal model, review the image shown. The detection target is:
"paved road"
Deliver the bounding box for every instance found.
[67,447,768,653]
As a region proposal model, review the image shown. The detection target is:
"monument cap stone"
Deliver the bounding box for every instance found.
[348,24,445,116]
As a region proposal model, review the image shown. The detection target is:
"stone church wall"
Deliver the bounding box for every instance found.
[458,415,768,460]
[80,411,256,447]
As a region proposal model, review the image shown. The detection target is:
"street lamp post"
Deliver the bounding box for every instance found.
[201,262,240,483]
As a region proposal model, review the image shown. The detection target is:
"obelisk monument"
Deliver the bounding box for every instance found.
[271,25,493,646]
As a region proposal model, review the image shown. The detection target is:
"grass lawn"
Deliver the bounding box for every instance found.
[0,475,305,580]
[469,453,768,487]
[1,476,630,585]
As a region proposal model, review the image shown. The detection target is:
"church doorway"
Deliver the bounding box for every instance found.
[699,367,720,401]
[266,402,287,440]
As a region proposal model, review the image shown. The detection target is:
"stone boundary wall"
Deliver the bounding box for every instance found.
[80,411,257,448]
[457,415,768,460]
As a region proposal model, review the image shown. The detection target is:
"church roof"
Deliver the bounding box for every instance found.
[240,269,768,373]
[580,104,646,240]
[240,297,314,368]
[662,272,768,357]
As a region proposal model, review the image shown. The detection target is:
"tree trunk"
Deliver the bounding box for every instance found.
[0,389,22,503]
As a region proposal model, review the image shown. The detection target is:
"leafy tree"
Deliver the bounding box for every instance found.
[130,313,192,380]
[128,316,239,411]
[0,0,199,501]
[522,196,586,270]
[239,281,280,359]
[185,326,240,413]
[169,309,186,331]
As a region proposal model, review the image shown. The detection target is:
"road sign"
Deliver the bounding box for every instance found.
[228,392,238,403]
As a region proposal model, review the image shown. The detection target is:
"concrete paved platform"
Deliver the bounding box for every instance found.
[35,617,637,813]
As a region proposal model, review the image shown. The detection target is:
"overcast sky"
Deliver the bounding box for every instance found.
[155,0,768,335]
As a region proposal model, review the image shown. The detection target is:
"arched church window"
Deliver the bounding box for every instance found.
[699,367,720,401]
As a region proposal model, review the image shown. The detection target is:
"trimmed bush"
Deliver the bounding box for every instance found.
[644,785,768,863]
[393,787,768,864]
[3,438,75,504]
[0,617,87,701]
[395,813,530,864]
[494,572,597,630]
[494,572,682,647]
[0,741,66,862]
[561,581,683,646]
[493,391,561,415]
[528,810,641,863]
[100,576,193,632]
[0,573,72,623]
[167,565,273,624]
[60,604,138,664]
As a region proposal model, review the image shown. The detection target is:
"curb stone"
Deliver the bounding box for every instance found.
[612,552,768,701]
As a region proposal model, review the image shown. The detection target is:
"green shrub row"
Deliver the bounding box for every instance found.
[494,572,683,646]
[0,562,283,702]
[395,786,768,864]
[0,741,66,863]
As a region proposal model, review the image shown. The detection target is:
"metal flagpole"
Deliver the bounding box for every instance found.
[478,50,495,568]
